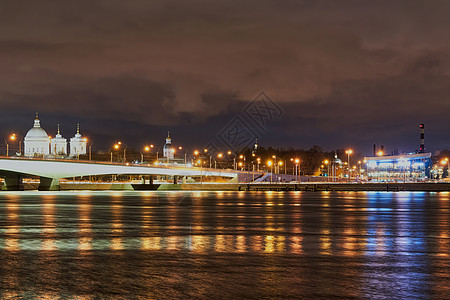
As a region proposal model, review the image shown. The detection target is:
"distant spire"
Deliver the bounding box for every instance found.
[33,113,41,128]
[167,131,170,138]
[57,124,60,135]
[77,123,80,134]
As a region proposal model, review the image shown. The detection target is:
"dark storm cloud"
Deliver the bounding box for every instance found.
[1,0,450,152]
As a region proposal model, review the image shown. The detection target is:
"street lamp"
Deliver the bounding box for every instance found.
[441,157,449,178]
[178,146,188,167]
[4,140,8,156]
[197,159,203,184]
[267,160,273,182]
[324,159,329,182]
[88,141,93,161]
[227,151,237,170]
[204,149,212,168]
[141,146,151,164]
[9,133,23,156]
[216,153,223,169]
[346,149,353,182]
[295,158,300,182]
[116,141,127,163]
[239,154,246,171]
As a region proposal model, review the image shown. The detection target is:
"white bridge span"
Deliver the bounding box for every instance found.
[0,157,238,190]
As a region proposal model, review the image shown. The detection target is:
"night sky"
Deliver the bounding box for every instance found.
[1,0,450,155]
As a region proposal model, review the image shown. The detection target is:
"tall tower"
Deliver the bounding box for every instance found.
[419,124,425,153]
[163,132,174,159]
[69,124,87,157]
[50,124,67,156]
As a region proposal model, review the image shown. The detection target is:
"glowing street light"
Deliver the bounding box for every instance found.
[114,141,127,163]
[7,133,22,156]
[323,159,330,181]
[293,158,300,182]
[441,157,449,178]
[267,160,273,182]
[141,146,151,163]
[346,149,353,182]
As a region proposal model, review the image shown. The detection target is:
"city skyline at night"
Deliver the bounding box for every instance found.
[1,1,450,153]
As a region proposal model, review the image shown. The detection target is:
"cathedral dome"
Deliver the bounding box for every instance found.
[24,118,49,140]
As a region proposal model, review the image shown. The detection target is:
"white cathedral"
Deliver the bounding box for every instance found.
[23,114,87,158]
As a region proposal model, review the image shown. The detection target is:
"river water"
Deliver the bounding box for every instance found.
[0,191,449,299]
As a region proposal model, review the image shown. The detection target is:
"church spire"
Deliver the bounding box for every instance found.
[77,123,80,134]
[57,124,60,135]
[33,113,41,128]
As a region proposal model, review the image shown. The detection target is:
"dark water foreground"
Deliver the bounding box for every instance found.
[0,191,449,299]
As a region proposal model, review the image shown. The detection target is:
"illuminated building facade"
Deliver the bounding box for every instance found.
[23,115,86,158]
[50,124,67,156]
[69,124,87,157]
[365,153,431,182]
[163,132,174,159]
[24,115,51,157]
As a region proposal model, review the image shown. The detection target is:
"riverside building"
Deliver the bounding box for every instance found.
[364,152,431,182]
[23,114,87,158]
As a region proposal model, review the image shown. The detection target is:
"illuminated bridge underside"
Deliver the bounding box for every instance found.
[0,158,237,191]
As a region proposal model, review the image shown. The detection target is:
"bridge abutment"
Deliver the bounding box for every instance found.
[39,177,61,191]
[2,175,24,191]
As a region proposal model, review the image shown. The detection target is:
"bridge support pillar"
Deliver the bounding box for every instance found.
[149,176,154,185]
[173,175,178,184]
[2,175,24,191]
[182,176,186,184]
[39,177,60,191]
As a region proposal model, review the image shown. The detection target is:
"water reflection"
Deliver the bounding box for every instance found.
[0,191,449,298]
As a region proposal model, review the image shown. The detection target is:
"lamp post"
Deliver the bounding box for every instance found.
[324,159,329,182]
[88,142,93,161]
[4,140,9,156]
[197,159,203,184]
[441,157,449,178]
[295,158,300,182]
[141,146,151,164]
[216,153,223,169]
[346,149,353,182]
[267,160,273,183]
[114,142,127,163]
[9,133,22,156]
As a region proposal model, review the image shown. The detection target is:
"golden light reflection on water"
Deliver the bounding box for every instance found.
[41,195,57,251]
[77,194,93,251]
[141,237,161,250]
[320,229,332,255]
[236,235,246,252]
[214,235,226,252]
[290,236,302,254]
[111,238,124,250]
[5,195,20,252]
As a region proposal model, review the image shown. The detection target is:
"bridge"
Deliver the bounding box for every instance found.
[0,157,239,190]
